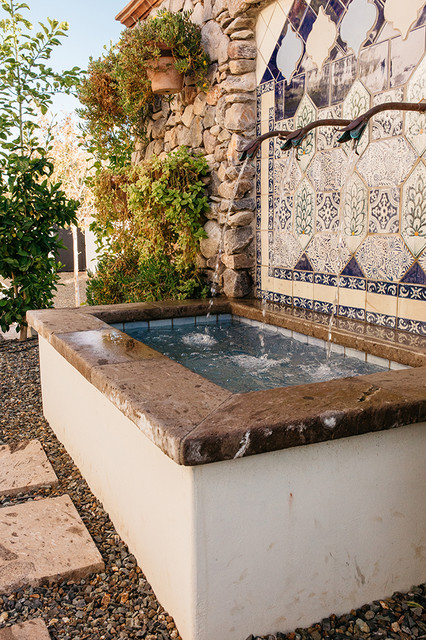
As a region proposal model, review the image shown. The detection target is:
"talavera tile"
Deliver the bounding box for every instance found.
[371,89,403,140]
[306,232,350,274]
[342,172,368,253]
[308,148,348,191]
[273,231,303,269]
[369,187,400,234]
[294,178,315,248]
[276,25,304,82]
[317,105,343,150]
[390,27,425,88]
[339,0,378,55]
[356,236,413,281]
[384,0,425,40]
[406,56,426,156]
[316,191,340,232]
[306,64,331,108]
[342,79,371,155]
[357,137,417,187]
[305,7,337,73]
[331,55,356,104]
[294,93,317,171]
[401,161,426,258]
[357,41,389,94]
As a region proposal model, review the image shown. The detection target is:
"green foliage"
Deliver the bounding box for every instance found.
[77,10,209,167]
[0,0,81,154]
[0,0,82,333]
[0,155,78,332]
[86,147,210,305]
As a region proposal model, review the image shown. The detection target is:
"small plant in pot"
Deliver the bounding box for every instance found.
[119,9,210,95]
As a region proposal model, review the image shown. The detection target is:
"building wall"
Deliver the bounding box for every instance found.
[255,0,426,335]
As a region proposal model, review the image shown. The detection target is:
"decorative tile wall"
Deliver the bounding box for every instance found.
[255,0,426,334]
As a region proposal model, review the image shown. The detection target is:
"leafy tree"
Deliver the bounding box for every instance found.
[0,0,81,337]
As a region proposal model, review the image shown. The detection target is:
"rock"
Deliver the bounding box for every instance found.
[191,2,204,24]
[230,29,254,40]
[151,117,166,138]
[201,21,229,64]
[203,130,217,154]
[206,85,223,105]
[218,128,231,141]
[222,72,256,93]
[228,40,256,59]
[355,618,370,634]
[176,125,192,147]
[220,196,255,211]
[227,210,254,227]
[224,91,256,103]
[214,142,228,162]
[225,163,255,180]
[224,225,253,253]
[193,93,207,116]
[227,133,253,162]
[224,103,255,131]
[170,0,184,10]
[365,610,375,620]
[204,105,216,128]
[222,253,254,268]
[183,0,194,11]
[210,124,221,136]
[222,268,251,297]
[181,105,194,128]
[190,116,203,146]
[224,17,255,34]
[218,178,252,199]
[200,220,222,258]
[229,59,256,74]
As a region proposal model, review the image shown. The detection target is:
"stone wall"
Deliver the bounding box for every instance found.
[135,0,268,298]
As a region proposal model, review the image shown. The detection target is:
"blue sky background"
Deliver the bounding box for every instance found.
[0,0,126,113]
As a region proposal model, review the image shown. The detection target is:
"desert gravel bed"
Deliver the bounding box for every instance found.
[0,338,425,640]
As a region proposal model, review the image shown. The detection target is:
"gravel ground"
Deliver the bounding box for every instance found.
[0,339,425,640]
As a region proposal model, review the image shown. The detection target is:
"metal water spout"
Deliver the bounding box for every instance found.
[239,101,426,161]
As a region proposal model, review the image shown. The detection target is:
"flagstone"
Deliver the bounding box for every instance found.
[0,441,58,498]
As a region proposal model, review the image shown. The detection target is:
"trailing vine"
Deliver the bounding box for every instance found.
[86,147,210,305]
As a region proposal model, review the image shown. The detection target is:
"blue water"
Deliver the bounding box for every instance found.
[125,316,387,393]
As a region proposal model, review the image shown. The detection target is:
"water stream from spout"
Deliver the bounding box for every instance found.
[326,147,359,359]
[207,157,249,318]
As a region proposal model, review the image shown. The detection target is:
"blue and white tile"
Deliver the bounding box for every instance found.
[390,27,425,88]
[367,280,398,296]
[340,0,378,56]
[338,304,366,321]
[342,79,371,155]
[272,231,303,268]
[317,105,342,150]
[371,89,403,140]
[357,137,417,187]
[366,311,396,328]
[401,161,426,258]
[316,191,340,232]
[399,283,426,301]
[294,93,317,171]
[356,235,413,281]
[357,40,388,94]
[307,148,348,191]
[306,232,350,274]
[369,187,400,234]
[294,177,315,248]
[405,56,426,156]
[397,317,426,335]
[342,172,368,253]
[339,275,366,290]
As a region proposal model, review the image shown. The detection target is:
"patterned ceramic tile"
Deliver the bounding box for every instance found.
[306,232,351,273]
[306,64,331,108]
[338,304,366,321]
[342,79,371,155]
[406,56,426,156]
[366,311,396,328]
[331,55,356,104]
[306,6,337,71]
[340,0,378,56]
[384,0,424,39]
[357,137,417,187]
[285,73,306,117]
[342,172,368,253]
[317,105,343,150]
[307,148,348,191]
[401,161,426,257]
[356,235,413,281]
[397,318,426,335]
[399,283,426,301]
[316,191,340,231]
[272,231,303,268]
[390,27,425,88]
[357,41,388,94]
[294,93,317,171]
[419,250,426,274]
[276,25,304,82]
[371,89,404,140]
[369,187,400,234]
[275,194,293,231]
[294,178,315,248]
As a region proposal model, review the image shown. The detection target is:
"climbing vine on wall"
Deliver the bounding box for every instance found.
[86,147,210,305]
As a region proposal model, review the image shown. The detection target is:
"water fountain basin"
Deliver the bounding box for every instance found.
[28,299,426,640]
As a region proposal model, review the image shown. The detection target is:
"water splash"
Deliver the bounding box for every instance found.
[182,332,217,347]
[326,148,359,359]
[207,157,250,317]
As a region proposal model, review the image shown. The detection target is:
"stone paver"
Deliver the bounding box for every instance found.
[0,441,58,498]
[0,618,50,639]
[0,495,104,595]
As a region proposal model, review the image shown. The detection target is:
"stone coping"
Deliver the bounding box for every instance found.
[27,299,426,466]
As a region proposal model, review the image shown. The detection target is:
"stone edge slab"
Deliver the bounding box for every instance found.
[27,300,426,466]
[0,618,51,640]
[0,440,58,498]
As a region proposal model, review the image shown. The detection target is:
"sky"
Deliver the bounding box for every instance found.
[0,0,127,114]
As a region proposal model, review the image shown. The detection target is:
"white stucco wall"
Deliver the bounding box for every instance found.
[39,335,426,640]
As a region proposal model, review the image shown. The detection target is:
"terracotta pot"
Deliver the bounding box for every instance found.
[146,56,184,95]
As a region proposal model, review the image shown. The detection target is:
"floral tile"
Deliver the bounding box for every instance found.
[294,177,315,247]
[367,280,398,295]
[306,232,350,273]
[357,40,388,94]
[275,194,293,231]
[371,88,403,140]
[272,231,303,268]
[342,79,371,155]
[356,235,413,281]
[316,191,340,231]
[397,317,426,335]
[339,275,366,290]
[342,172,368,253]
[399,283,426,301]
[418,250,426,275]
[338,304,366,321]
[314,272,339,286]
[317,105,343,150]
[366,311,396,328]
[307,148,348,191]
[294,93,317,171]
[357,137,417,187]
[314,300,334,315]
[406,56,426,156]
[401,161,426,257]
[368,187,400,233]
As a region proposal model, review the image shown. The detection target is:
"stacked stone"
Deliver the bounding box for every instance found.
[136,0,262,298]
